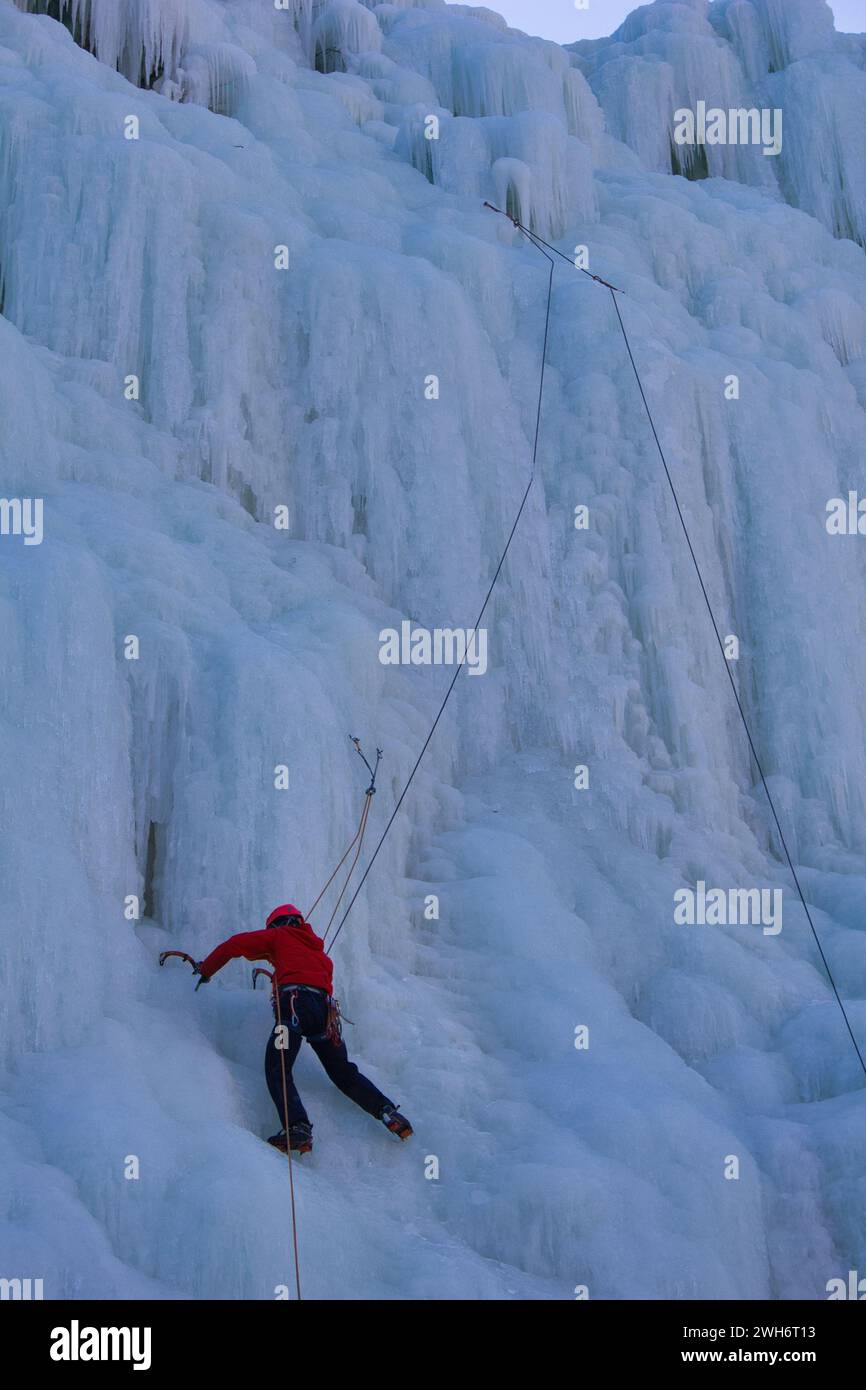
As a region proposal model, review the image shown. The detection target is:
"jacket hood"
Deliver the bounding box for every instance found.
[266,903,303,928]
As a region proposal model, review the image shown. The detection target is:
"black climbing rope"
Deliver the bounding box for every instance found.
[493,205,866,1080]
[326,198,866,1085]
[324,233,555,952]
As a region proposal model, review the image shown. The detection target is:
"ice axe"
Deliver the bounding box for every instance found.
[159,949,209,990]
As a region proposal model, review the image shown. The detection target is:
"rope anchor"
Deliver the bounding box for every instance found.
[304,736,383,935]
[483,201,625,293]
[350,735,382,794]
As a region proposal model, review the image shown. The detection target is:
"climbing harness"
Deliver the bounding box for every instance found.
[251,972,349,1044]
[255,969,351,1041]
[272,985,348,1046]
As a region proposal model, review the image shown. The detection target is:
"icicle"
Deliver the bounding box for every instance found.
[394,103,441,182]
[312,0,382,74]
[711,0,772,80]
[750,0,836,68]
[14,0,196,88]
[452,40,565,120]
[487,113,571,239]
[562,65,605,149]
[770,58,866,250]
[492,156,531,229]
[180,43,257,117]
[591,54,679,175]
[14,0,318,88]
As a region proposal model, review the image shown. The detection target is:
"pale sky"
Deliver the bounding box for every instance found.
[490,0,862,44]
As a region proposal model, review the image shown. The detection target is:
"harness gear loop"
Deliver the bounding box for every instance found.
[323,995,345,1045]
[267,981,353,1045]
[288,989,300,1029]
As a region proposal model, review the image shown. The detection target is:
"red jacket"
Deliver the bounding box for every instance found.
[199,921,334,993]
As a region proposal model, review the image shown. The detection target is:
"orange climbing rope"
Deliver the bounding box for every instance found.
[273,983,303,1301]
[305,737,381,931]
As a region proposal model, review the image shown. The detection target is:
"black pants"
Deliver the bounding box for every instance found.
[264,987,393,1129]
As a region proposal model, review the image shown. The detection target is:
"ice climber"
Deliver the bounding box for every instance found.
[196,904,413,1153]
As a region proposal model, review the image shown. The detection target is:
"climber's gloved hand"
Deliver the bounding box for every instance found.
[193,963,210,991]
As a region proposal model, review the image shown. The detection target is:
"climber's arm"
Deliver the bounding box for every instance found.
[198,929,275,981]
